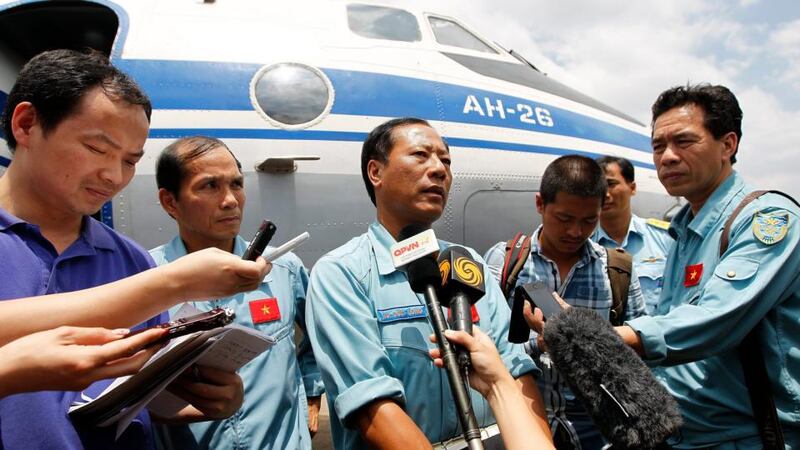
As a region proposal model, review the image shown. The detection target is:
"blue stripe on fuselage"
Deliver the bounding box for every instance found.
[148,127,656,170]
[116,59,651,153]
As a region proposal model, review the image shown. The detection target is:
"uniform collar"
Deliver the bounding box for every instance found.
[232,235,249,256]
[627,215,649,244]
[368,221,404,276]
[164,235,190,261]
[595,215,645,248]
[670,172,745,240]
[530,225,603,264]
[367,221,448,276]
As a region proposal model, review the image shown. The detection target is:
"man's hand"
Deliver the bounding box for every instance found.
[523,292,570,353]
[307,396,322,437]
[166,248,271,300]
[165,365,244,421]
[0,326,165,397]
[430,328,554,449]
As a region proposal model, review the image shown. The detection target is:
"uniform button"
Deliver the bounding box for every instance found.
[727,271,736,278]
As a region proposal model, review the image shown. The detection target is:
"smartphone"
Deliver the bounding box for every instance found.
[242,220,277,261]
[521,283,564,319]
[133,307,236,345]
[508,285,531,343]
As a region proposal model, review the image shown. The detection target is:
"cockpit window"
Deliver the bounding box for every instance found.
[347,4,421,42]
[250,63,334,129]
[428,16,498,54]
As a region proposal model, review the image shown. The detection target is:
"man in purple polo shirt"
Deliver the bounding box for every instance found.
[0,49,244,449]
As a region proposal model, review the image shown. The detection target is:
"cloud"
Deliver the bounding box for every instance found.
[769,18,800,54]
[736,86,800,199]
[768,19,800,89]
[387,0,800,198]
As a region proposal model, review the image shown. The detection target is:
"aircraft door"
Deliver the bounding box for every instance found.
[463,189,541,256]
[0,40,19,175]
[0,1,120,193]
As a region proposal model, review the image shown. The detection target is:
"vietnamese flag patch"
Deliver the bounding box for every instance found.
[249,298,281,324]
[684,263,703,287]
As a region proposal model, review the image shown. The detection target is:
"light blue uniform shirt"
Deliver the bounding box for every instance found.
[593,214,674,313]
[627,172,800,448]
[150,236,323,450]
[306,222,538,450]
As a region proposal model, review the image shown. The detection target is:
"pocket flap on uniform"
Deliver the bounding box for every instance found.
[713,257,759,281]
[637,259,666,280]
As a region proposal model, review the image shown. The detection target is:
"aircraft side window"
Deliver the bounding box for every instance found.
[428,16,498,54]
[346,4,421,42]
[250,63,334,129]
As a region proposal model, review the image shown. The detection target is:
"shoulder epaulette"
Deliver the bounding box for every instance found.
[646,218,670,230]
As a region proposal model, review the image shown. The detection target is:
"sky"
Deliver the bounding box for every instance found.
[389,0,800,199]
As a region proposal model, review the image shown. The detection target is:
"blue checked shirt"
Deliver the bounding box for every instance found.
[485,226,646,447]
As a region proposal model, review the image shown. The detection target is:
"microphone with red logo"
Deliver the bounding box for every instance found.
[437,246,485,368]
[395,225,483,450]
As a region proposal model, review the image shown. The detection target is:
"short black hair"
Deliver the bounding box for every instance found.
[156,136,242,197]
[540,155,607,205]
[596,155,635,183]
[361,117,442,205]
[1,49,152,152]
[651,83,742,164]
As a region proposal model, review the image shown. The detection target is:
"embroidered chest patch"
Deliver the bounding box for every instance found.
[377,305,428,323]
[641,256,663,263]
[684,263,703,287]
[249,298,281,324]
[752,212,789,245]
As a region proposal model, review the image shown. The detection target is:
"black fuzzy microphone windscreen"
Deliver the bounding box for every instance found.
[543,307,682,449]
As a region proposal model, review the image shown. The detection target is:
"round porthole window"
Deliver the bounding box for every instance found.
[250,62,334,129]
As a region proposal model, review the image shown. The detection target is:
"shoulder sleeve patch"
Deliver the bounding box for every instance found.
[646,218,670,230]
[753,211,790,245]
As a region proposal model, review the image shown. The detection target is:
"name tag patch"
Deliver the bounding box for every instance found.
[377,305,427,323]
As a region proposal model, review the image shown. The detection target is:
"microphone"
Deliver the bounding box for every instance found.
[437,246,485,368]
[543,307,682,449]
[399,225,483,450]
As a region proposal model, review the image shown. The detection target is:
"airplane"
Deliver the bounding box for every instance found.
[0,0,675,266]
